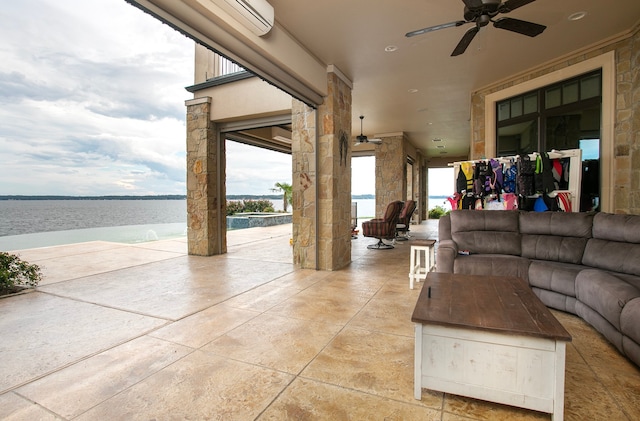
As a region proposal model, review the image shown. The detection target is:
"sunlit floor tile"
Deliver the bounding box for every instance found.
[202,313,342,374]
[15,336,192,419]
[258,377,442,420]
[74,350,293,421]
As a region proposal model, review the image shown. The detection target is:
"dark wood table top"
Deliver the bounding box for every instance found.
[412,272,572,342]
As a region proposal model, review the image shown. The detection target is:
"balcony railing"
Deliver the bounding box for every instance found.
[215,55,245,77]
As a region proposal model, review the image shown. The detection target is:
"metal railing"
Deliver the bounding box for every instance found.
[215,54,245,77]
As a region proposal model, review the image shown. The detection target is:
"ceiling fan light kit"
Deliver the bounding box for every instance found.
[354,116,382,146]
[406,0,546,56]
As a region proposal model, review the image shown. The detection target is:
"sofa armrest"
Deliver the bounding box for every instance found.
[436,239,457,273]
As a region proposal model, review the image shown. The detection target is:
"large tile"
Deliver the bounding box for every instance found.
[265,268,332,290]
[221,283,303,312]
[0,392,58,421]
[11,241,124,262]
[259,377,442,420]
[348,293,416,337]
[443,394,549,420]
[266,286,371,325]
[35,245,185,285]
[38,257,294,320]
[592,366,640,420]
[302,327,443,408]
[563,361,630,421]
[201,313,342,374]
[0,293,165,393]
[15,336,192,419]
[150,304,259,348]
[75,350,293,421]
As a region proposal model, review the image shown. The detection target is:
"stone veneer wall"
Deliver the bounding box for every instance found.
[317,72,352,270]
[291,100,317,268]
[471,26,640,215]
[185,97,226,255]
[375,134,406,217]
[291,71,352,270]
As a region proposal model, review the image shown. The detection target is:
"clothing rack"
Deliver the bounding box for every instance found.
[447,149,580,167]
[449,148,583,212]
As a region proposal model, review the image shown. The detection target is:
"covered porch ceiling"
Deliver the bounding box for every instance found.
[127,0,640,161]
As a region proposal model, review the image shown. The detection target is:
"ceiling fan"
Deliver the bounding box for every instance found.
[405,0,546,56]
[354,115,382,146]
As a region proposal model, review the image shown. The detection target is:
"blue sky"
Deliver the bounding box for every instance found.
[0,0,293,196]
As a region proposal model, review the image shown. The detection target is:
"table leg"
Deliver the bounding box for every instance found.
[551,342,566,421]
[414,323,423,400]
[409,247,416,289]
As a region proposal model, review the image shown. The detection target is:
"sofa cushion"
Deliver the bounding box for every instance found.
[528,260,587,297]
[582,239,640,277]
[576,301,624,354]
[453,254,530,281]
[575,269,640,330]
[522,235,588,264]
[520,211,593,237]
[519,212,592,264]
[621,297,640,347]
[531,287,578,314]
[450,210,521,256]
[592,212,640,243]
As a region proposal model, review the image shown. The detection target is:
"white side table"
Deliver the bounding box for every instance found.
[409,240,436,289]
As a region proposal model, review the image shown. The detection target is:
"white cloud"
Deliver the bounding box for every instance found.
[0,0,374,197]
[0,0,192,196]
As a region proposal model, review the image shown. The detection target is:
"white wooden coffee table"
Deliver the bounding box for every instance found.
[412,272,572,420]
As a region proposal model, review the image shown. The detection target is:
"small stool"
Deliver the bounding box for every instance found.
[409,240,436,289]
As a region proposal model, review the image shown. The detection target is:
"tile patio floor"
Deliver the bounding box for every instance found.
[1,222,639,420]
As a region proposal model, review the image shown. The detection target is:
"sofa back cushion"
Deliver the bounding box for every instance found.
[582,213,640,276]
[520,211,593,264]
[450,210,521,255]
[438,214,452,242]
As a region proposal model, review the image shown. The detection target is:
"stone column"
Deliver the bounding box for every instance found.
[375,133,407,216]
[317,71,352,270]
[292,100,317,268]
[292,68,352,270]
[185,97,226,256]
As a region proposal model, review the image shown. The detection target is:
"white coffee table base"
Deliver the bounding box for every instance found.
[414,323,567,420]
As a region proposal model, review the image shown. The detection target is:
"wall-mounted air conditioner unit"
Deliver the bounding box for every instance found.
[214,0,274,36]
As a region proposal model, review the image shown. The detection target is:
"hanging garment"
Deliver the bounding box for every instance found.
[502,193,518,210]
[503,159,517,193]
[517,155,535,196]
[489,158,503,196]
[473,160,491,197]
[557,192,572,212]
[456,162,474,194]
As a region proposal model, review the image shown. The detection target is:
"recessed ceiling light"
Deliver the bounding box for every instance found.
[568,11,587,21]
[439,151,448,155]
[436,145,445,149]
[432,138,442,142]
[408,88,418,94]
[384,45,398,52]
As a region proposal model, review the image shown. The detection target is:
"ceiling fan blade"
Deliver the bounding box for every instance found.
[405,20,467,38]
[451,25,479,56]
[493,17,546,37]
[462,0,484,9]
[370,138,383,144]
[500,0,537,13]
